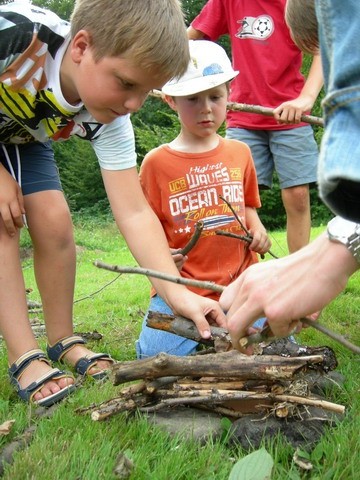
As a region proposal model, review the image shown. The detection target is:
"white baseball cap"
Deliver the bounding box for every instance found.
[162,40,239,96]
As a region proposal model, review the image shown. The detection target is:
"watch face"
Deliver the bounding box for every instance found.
[328,217,358,240]
[328,217,360,263]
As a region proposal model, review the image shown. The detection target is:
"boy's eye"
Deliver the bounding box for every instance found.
[118,78,134,89]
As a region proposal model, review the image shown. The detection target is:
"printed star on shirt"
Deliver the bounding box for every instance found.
[184,226,191,233]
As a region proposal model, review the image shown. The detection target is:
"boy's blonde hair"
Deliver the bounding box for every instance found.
[70,0,189,80]
[285,0,319,54]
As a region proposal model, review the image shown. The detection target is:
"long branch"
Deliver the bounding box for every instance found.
[139,389,345,415]
[150,90,324,127]
[89,388,344,420]
[94,262,360,355]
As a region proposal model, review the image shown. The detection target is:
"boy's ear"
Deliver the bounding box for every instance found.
[70,30,92,63]
[163,94,178,111]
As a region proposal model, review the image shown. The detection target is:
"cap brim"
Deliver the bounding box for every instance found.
[162,71,239,96]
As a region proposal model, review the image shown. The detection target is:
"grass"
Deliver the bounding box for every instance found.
[0,215,359,479]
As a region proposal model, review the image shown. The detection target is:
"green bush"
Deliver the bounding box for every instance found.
[54,137,109,213]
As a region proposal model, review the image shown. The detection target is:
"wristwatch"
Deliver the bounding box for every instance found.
[327,216,360,264]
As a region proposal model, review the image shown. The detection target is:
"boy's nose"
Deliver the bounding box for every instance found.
[201,99,212,112]
[123,93,148,113]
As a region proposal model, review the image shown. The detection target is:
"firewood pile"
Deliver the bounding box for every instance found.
[77,314,345,425]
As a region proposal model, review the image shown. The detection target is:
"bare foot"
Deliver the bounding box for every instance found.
[62,345,113,376]
[19,360,74,402]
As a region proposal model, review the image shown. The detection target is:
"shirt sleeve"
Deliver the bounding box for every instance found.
[139,147,163,216]
[191,0,229,40]
[91,115,137,170]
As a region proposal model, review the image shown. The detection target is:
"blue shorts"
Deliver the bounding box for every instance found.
[0,142,62,196]
[226,126,318,189]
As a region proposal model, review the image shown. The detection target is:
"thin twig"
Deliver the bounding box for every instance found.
[73,274,122,304]
[239,325,276,348]
[301,317,360,355]
[93,262,224,293]
[215,230,253,243]
[179,221,204,256]
[218,195,278,259]
[25,274,123,314]
[215,230,278,259]
[219,195,249,235]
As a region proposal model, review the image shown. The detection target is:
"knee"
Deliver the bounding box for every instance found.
[30,205,74,252]
[282,186,310,214]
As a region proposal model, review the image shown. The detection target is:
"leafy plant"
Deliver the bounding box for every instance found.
[229,448,274,480]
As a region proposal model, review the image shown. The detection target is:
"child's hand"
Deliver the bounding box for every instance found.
[169,289,227,340]
[0,166,26,236]
[170,248,188,271]
[248,229,271,256]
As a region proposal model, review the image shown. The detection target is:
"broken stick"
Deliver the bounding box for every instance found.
[111,350,327,385]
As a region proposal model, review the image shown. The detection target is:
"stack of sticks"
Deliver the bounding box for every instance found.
[77,314,345,422]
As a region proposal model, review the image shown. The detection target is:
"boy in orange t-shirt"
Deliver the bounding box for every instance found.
[136,40,271,357]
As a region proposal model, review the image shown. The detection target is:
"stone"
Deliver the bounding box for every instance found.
[145,406,223,444]
[227,405,343,451]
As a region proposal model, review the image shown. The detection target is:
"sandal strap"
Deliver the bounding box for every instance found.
[8,349,50,383]
[47,335,86,362]
[15,368,74,403]
[75,353,114,376]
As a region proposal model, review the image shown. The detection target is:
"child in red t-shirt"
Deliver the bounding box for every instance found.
[136,40,271,357]
[188,0,323,254]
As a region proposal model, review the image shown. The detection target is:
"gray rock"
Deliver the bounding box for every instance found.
[145,406,223,444]
[227,405,342,451]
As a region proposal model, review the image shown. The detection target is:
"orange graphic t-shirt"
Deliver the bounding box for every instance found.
[140,136,261,299]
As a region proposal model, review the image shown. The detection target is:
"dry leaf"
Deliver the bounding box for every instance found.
[0,419,15,435]
[293,448,313,470]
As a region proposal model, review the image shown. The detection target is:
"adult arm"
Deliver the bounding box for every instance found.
[101,166,226,337]
[220,230,358,351]
[273,54,323,124]
[187,26,206,40]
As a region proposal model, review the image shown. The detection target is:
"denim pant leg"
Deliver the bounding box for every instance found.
[135,295,199,358]
[316,0,360,221]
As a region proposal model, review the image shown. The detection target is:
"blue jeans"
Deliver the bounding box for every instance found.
[316,0,360,222]
[135,295,267,359]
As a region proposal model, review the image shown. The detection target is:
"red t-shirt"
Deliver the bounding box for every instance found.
[140,137,261,299]
[191,0,306,130]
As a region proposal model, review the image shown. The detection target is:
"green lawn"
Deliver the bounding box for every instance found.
[0,216,359,479]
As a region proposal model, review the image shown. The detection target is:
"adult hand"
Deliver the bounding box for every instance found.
[220,232,358,352]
